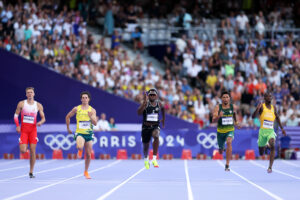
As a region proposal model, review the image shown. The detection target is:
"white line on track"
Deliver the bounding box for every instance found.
[3,160,121,200]
[0,161,84,182]
[184,160,194,200]
[250,160,300,180]
[96,167,145,200]
[0,160,23,166]
[217,160,283,200]
[0,160,55,172]
[281,160,300,167]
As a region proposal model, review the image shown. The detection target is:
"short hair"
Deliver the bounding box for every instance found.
[26,87,34,92]
[80,91,91,100]
[221,90,230,97]
[264,91,272,97]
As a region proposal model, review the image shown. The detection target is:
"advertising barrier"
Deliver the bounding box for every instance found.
[0,128,262,159]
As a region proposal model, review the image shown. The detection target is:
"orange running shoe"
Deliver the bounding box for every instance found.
[77,150,83,159]
[84,171,91,179]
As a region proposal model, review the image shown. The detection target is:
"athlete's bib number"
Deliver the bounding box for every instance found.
[147,113,158,122]
[263,120,273,129]
[79,121,90,129]
[222,117,233,125]
[23,115,34,124]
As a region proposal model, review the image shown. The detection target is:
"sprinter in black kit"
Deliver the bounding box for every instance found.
[137,88,165,169]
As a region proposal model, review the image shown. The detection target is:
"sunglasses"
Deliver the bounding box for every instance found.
[149,94,156,96]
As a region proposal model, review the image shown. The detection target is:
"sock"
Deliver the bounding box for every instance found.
[144,156,149,161]
[153,155,157,160]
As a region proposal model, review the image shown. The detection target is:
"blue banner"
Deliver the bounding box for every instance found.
[0,128,262,159]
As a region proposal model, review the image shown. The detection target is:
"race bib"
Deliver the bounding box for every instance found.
[146,113,158,122]
[222,117,233,125]
[23,115,34,124]
[263,120,273,129]
[79,121,90,129]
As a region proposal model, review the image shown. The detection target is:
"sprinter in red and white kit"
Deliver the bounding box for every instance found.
[14,87,45,178]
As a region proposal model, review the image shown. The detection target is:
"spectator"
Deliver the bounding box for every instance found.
[111,30,121,49]
[109,117,117,131]
[94,113,111,131]
[286,114,300,126]
[131,26,143,53]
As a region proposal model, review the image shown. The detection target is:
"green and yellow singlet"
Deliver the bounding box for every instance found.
[217,104,235,133]
[75,105,93,134]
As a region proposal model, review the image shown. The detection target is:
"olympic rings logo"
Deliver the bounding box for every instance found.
[44,134,76,150]
[197,132,218,149]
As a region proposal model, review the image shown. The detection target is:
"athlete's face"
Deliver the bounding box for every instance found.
[264,94,272,104]
[221,94,230,105]
[81,94,90,104]
[26,89,35,100]
[148,94,157,102]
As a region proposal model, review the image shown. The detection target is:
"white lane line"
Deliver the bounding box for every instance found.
[0,161,84,182]
[3,160,121,200]
[0,160,23,166]
[217,161,283,200]
[184,160,194,200]
[0,160,55,172]
[96,167,145,200]
[281,160,300,167]
[250,160,300,180]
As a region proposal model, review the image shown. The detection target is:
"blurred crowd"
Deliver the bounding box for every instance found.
[0,0,299,128]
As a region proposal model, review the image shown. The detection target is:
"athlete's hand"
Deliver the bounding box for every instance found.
[16,126,20,133]
[37,121,42,126]
[143,91,148,105]
[67,129,72,134]
[236,123,241,129]
[88,111,93,119]
[282,129,287,136]
[219,111,224,118]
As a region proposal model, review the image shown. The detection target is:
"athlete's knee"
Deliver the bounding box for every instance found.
[152,129,160,138]
[226,138,232,146]
[20,148,27,153]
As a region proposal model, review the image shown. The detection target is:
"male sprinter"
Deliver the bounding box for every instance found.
[137,88,165,169]
[252,92,286,173]
[212,90,240,171]
[66,91,97,179]
[14,87,46,178]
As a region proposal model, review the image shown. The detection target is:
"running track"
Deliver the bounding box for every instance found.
[0,159,299,200]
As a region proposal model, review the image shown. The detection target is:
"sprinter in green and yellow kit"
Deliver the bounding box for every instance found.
[252,92,286,173]
[212,90,241,171]
[66,91,97,179]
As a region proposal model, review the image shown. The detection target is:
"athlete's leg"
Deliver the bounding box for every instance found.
[20,144,27,153]
[268,138,275,171]
[152,129,160,156]
[143,142,150,158]
[84,141,93,172]
[217,132,225,154]
[259,147,266,156]
[29,143,36,174]
[76,135,85,150]
[225,137,233,166]
[76,135,85,158]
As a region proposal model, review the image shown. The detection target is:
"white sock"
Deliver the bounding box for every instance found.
[144,156,149,161]
[153,155,157,160]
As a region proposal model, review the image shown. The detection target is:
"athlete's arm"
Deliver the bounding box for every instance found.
[233,104,241,129]
[88,108,97,126]
[137,92,147,115]
[274,105,286,136]
[252,103,263,119]
[14,101,24,133]
[66,107,77,134]
[212,105,222,123]
[159,101,165,128]
[37,103,46,126]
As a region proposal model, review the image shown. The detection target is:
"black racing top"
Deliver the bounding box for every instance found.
[143,100,161,126]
